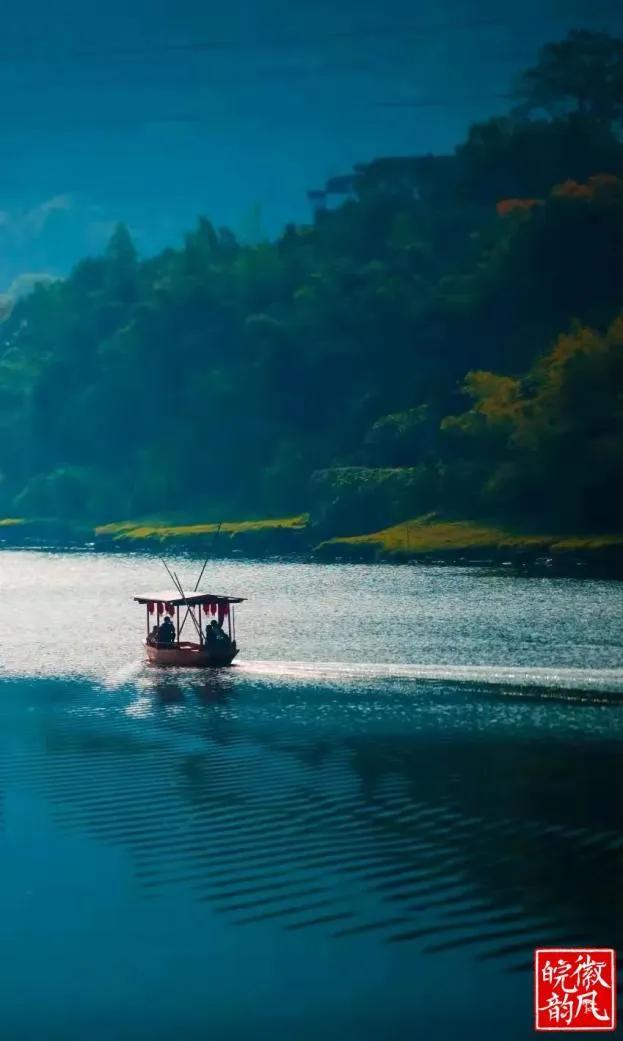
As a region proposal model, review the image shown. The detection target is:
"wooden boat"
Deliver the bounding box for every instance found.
[134,589,245,668]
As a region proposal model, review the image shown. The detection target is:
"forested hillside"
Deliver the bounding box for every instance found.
[1,30,623,536]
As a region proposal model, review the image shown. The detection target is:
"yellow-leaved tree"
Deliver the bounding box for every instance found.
[441,315,623,528]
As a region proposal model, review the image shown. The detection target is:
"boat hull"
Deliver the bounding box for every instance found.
[145,641,238,668]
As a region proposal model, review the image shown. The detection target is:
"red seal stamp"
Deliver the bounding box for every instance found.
[535,948,616,1031]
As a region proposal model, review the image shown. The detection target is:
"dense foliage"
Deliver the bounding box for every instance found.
[1,30,623,533]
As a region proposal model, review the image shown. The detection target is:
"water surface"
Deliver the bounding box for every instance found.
[0,551,621,1040]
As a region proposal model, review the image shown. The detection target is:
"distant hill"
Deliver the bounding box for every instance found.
[0,31,622,539]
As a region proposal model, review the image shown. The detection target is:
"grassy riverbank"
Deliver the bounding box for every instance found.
[314,516,623,564]
[95,515,308,540]
[0,514,310,555]
[1,513,623,572]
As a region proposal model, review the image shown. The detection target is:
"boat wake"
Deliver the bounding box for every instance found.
[102,659,145,689]
[238,658,623,697]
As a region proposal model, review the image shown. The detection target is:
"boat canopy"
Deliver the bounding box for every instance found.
[133,590,245,607]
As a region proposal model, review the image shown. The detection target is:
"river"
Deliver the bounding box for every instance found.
[0,550,622,1040]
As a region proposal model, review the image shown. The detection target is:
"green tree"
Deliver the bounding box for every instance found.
[0,31,621,538]
[104,222,139,304]
[514,30,623,124]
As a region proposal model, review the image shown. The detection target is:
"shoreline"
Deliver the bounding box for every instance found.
[0,515,622,576]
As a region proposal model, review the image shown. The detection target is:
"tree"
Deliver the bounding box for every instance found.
[0,31,622,536]
[441,317,623,528]
[514,30,623,125]
[364,406,432,467]
[105,222,138,268]
[105,222,139,303]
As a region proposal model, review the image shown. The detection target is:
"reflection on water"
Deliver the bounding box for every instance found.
[0,666,622,1040]
[0,551,621,1039]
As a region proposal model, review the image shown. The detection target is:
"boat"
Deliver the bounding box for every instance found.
[134,589,245,668]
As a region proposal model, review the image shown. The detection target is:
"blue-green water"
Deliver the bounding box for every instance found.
[0,551,622,1040]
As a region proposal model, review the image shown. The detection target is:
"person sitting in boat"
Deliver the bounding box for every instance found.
[205,619,229,647]
[147,624,160,646]
[159,615,176,645]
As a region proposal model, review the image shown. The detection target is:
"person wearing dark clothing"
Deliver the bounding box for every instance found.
[205,619,229,647]
[159,615,176,645]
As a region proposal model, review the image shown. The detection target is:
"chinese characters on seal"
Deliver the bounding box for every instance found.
[535,948,616,1031]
